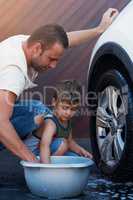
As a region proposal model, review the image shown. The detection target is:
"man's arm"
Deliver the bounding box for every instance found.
[0,90,38,162]
[67,8,119,47]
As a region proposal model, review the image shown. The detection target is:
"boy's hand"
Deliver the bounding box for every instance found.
[79,148,93,159]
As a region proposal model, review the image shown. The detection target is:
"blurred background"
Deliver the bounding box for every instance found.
[0,0,130,138]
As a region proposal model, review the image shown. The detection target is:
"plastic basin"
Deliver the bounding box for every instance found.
[20,156,94,199]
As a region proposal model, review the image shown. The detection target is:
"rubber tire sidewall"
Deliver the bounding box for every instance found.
[90,69,133,181]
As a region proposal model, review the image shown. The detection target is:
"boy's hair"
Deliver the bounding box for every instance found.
[53,80,82,105]
[27,24,68,49]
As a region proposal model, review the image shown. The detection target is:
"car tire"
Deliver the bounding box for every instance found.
[90,69,133,181]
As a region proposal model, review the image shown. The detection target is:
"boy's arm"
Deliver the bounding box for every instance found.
[68,132,93,159]
[40,119,56,164]
[67,8,118,47]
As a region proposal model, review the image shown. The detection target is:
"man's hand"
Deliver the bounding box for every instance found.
[98,8,119,34]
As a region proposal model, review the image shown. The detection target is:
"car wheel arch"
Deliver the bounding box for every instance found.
[88,42,133,92]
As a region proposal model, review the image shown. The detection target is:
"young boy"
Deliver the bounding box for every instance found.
[24,80,92,163]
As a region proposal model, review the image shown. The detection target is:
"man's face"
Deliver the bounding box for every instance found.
[31,42,64,72]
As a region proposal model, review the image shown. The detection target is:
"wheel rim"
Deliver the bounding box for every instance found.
[96,86,127,167]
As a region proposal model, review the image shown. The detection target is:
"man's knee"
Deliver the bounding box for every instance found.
[31,100,50,117]
[34,115,44,126]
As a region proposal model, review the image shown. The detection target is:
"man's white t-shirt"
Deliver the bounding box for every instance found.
[0,35,38,97]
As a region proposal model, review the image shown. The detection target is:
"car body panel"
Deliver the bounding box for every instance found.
[88,0,133,84]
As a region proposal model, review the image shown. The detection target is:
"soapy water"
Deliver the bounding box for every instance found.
[1,172,133,200]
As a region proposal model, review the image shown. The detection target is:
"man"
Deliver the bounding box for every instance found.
[0,8,118,162]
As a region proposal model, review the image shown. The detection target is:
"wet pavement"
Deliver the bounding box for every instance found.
[85,175,133,200]
[1,168,133,200]
[1,149,133,199]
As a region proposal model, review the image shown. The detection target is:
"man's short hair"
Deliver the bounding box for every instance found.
[53,80,82,105]
[27,24,68,49]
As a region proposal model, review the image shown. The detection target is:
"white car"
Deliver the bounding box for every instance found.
[87,1,133,181]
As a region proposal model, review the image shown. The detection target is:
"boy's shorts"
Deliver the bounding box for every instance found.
[24,135,79,156]
[0,100,51,150]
